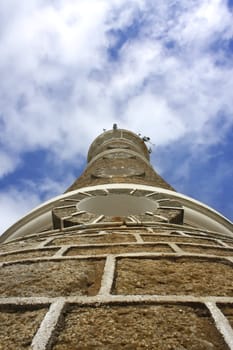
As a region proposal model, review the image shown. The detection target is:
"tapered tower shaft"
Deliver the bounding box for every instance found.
[0,127,233,350]
[66,128,174,192]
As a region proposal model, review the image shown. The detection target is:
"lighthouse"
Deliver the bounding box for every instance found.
[0,127,233,349]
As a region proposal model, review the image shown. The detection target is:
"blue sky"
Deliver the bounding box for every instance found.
[0,0,233,233]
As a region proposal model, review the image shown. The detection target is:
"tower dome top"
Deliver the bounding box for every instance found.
[87,128,150,163]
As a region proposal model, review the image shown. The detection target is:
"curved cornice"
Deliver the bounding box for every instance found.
[87,148,152,168]
[1,183,232,243]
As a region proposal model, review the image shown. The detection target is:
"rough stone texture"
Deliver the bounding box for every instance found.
[87,129,150,162]
[0,260,104,297]
[0,238,45,252]
[52,305,228,350]
[0,248,58,262]
[187,232,231,243]
[114,258,233,296]
[0,307,47,350]
[134,209,183,224]
[101,216,124,223]
[1,129,233,350]
[103,152,136,159]
[219,304,233,328]
[52,201,183,228]
[53,209,96,228]
[180,245,233,256]
[49,233,136,246]
[154,208,184,224]
[65,243,172,256]
[141,235,219,245]
[66,156,175,193]
[142,229,181,234]
[89,140,143,160]
[53,206,78,217]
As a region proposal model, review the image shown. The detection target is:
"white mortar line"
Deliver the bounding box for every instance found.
[71,211,86,217]
[55,204,77,209]
[53,246,70,257]
[175,242,233,249]
[98,255,116,296]
[58,295,233,305]
[145,211,154,216]
[175,231,187,236]
[2,251,232,268]
[134,233,144,243]
[79,191,93,197]
[37,237,55,248]
[66,295,233,305]
[183,230,206,237]
[0,296,54,305]
[31,299,66,350]
[168,243,184,254]
[145,191,158,197]
[92,215,105,224]
[2,295,233,306]
[218,240,232,247]
[127,216,137,223]
[159,206,183,210]
[153,214,168,222]
[206,302,233,350]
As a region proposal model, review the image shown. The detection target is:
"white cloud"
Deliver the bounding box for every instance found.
[0,1,232,158]
[174,0,233,45]
[0,0,233,226]
[0,188,41,234]
[0,176,73,235]
[0,152,20,177]
[123,93,186,144]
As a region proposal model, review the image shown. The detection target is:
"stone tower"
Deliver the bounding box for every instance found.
[0,127,233,350]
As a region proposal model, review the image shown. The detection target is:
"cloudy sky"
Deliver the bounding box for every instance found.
[0,0,233,234]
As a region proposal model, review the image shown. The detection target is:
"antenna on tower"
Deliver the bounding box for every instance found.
[140,133,155,154]
[142,136,150,142]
